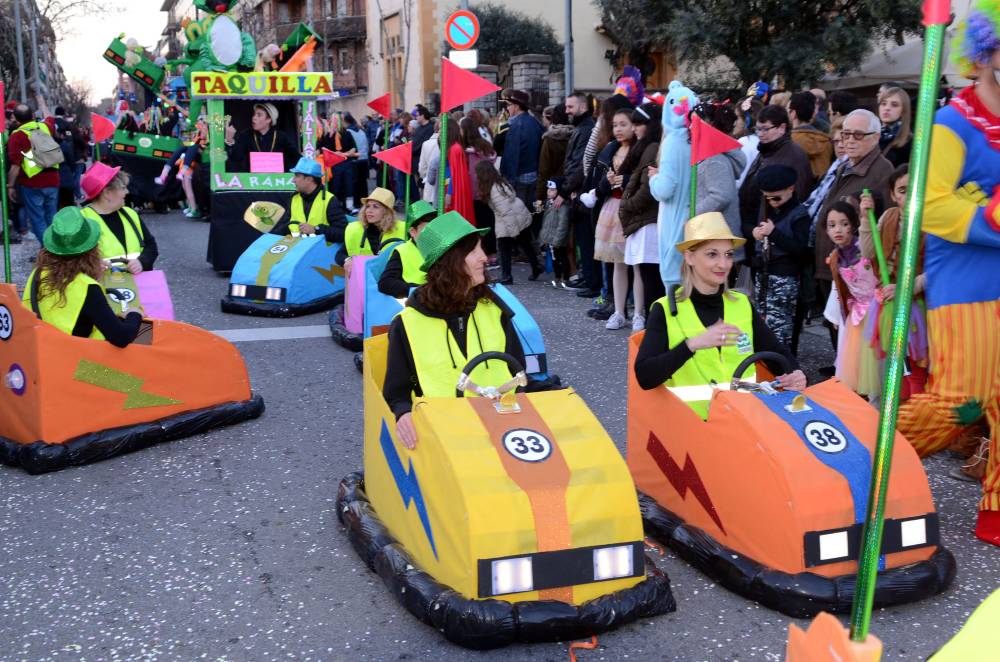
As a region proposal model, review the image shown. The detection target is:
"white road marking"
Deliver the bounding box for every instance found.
[211,325,331,342]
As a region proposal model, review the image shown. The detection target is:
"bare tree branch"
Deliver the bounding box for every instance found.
[39,0,125,38]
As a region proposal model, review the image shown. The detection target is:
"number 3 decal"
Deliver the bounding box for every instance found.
[0,305,13,341]
[502,428,552,462]
[803,421,848,454]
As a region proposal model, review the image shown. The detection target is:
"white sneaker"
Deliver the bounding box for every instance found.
[632,314,646,331]
[605,312,628,330]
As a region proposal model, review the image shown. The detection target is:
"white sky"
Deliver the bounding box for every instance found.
[56,5,166,103]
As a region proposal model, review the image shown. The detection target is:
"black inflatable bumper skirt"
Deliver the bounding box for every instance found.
[336,472,675,649]
[329,304,362,351]
[639,493,956,618]
[221,292,343,317]
[0,394,265,474]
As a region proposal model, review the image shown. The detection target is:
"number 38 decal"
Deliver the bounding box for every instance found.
[502,428,553,462]
[803,421,848,454]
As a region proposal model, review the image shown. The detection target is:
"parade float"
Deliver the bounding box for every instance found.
[627,327,955,618]
[0,284,263,474]
[336,335,675,649]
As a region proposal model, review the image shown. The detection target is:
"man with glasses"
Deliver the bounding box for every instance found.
[813,109,894,311]
[738,104,814,269]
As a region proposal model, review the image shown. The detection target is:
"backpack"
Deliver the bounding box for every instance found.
[19,123,65,170]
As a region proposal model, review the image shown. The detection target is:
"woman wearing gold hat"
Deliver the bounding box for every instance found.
[337,187,407,274]
[634,212,805,419]
[383,211,527,449]
[22,207,144,347]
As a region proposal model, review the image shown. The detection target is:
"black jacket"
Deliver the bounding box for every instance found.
[558,113,596,199]
[382,289,525,419]
[748,197,811,277]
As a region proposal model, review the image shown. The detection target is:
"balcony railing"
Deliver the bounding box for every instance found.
[275,16,365,45]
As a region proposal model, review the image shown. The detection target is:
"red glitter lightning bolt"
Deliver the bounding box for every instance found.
[646,432,726,534]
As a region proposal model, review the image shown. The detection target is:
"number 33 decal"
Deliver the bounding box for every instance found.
[803,421,848,454]
[502,428,552,462]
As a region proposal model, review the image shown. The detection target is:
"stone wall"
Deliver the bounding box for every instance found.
[509,54,551,112]
[463,65,500,113]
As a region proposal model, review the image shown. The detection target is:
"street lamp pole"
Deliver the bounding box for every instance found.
[13,0,27,101]
[564,0,573,96]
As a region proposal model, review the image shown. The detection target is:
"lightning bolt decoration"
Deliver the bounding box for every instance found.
[73,360,181,410]
[311,263,344,285]
[379,420,438,558]
[646,431,725,534]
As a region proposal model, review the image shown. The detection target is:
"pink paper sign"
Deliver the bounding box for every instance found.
[250,151,285,173]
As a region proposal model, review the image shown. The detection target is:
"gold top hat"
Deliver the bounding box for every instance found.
[675,212,746,252]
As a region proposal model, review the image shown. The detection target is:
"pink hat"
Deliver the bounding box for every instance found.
[81,162,122,201]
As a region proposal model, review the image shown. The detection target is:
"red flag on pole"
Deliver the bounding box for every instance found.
[441,57,501,113]
[321,147,347,169]
[689,114,742,166]
[92,114,116,143]
[367,93,392,118]
[373,141,413,175]
[921,0,950,25]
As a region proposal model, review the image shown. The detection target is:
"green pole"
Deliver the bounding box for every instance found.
[689,163,698,218]
[848,2,948,643]
[864,187,892,287]
[1,132,11,283]
[437,112,448,212]
[404,168,411,223]
[381,119,389,188]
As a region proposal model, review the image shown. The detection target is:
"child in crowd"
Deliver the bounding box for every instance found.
[750,165,810,348]
[475,160,541,285]
[593,107,636,330]
[154,117,208,218]
[859,164,928,399]
[539,178,571,288]
[823,200,881,399]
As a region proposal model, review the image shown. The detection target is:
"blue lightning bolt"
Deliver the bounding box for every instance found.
[379,420,438,558]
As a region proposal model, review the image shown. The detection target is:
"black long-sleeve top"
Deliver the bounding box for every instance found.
[75,284,143,347]
[377,251,413,298]
[383,290,525,419]
[634,288,798,390]
[226,127,300,173]
[272,186,348,244]
[99,210,158,272]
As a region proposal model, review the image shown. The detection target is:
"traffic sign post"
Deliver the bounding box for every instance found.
[445,10,480,51]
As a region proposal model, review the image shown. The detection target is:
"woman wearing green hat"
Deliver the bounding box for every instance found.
[22,207,144,347]
[377,200,437,298]
[383,211,527,449]
[634,212,804,419]
[337,187,407,274]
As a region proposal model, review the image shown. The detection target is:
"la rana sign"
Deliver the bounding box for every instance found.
[191,72,335,99]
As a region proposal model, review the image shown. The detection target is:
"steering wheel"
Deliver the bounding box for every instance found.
[731,351,793,392]
[455,351,527,398]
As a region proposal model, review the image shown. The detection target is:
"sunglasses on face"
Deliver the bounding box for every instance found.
[755,124,777,134]
[763,195,783,202]
[840,130,876,141]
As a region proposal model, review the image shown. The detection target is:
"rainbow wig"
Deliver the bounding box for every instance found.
[954,0,1000,76]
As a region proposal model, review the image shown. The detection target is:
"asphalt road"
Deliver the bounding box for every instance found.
[1,210,997,662]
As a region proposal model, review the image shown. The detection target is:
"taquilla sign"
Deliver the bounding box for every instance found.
[191,72,335,99]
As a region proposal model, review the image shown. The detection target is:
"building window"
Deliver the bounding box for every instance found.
[336,0,347,18]
[339,48,351,74]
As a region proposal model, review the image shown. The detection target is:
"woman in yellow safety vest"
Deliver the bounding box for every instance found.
[634,212,805,419]
[338,187,406,275]
[383,211,526,449]
[377,200,437,298]
[80,163,159,274]
[22,207,144,347]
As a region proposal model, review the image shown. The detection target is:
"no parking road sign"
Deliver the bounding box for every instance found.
[445,10,480,51]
